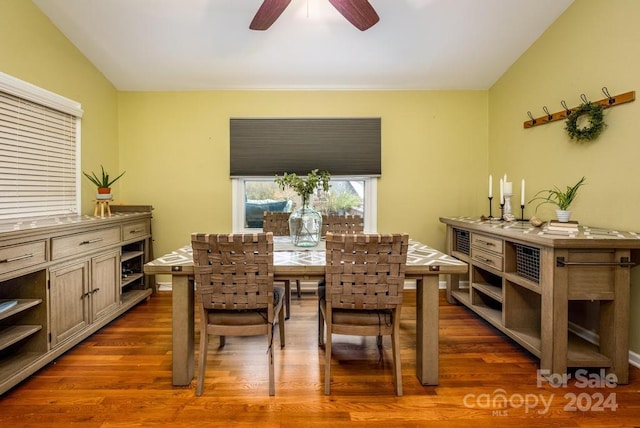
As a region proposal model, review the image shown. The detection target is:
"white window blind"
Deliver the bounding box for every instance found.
[0,73,82,220]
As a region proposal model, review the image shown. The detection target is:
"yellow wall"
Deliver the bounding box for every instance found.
[488,0,640,353]
[0,0,120,214]
[4,0,640,355]
[117,90,488,256]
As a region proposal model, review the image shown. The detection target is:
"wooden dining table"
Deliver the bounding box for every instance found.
[144,237,467,387]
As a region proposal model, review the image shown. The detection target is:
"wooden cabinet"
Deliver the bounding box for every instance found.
[441,217,640,384]
[0,211,153,394]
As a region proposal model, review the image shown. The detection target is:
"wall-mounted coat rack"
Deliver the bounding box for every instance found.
[523,88,635,128]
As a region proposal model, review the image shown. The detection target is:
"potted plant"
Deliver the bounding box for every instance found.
[529,176,586,222]
[274,169,331,247]
[83,165,126,198]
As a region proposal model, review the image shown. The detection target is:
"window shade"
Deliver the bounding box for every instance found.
[0,91,78,219]
[230,118,381,177]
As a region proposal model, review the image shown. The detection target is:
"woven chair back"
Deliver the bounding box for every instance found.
[321,214,364,236]
[191,232,274,311]
[324,232,409,311]
[262,212,291,236]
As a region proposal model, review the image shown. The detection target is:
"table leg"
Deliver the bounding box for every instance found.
[416,275,439,385]
[172,275,195,386]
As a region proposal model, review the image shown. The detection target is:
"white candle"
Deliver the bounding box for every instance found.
[489,175,493,198]
[499,178,504,204]
[521,179,525,206]
[504,173,507,184]
[504,181,512,195]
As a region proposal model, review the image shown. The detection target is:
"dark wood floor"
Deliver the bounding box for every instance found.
[1,289,639,427]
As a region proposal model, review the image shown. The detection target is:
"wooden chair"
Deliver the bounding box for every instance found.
[318,232,409,396]
[191,232,285,396]
[321,214,364,236]
[263,211,300,319]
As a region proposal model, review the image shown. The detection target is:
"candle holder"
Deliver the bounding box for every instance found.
[503,193,516,222]
[520,204,526,222]
[499,202,505,221]
[487,196,494,219]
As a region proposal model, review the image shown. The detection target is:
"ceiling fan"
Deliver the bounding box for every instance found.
[250,0,380,31]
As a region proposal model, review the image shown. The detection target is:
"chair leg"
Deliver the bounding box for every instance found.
[324,318,332,395]
[284,280,291,320]
[318,299,325,346]
[268,324,275,396]
[196,326,208,396]
[392,319,403,396]
[278,305,286,348]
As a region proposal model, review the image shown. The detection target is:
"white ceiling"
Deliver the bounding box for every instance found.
[32,0,573,91]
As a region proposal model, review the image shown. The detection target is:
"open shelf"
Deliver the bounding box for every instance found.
[0,299,42,321]
[122,250,144,263]
[472,282,502,302]
[0,325,43,352]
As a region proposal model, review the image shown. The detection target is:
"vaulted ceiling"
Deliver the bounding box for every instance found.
[33,0,573,91]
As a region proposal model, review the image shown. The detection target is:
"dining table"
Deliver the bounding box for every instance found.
[143,237,467,387]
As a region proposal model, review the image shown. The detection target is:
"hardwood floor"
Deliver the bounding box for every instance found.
[1,289,639,427]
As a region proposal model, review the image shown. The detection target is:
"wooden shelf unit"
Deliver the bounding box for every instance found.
[0,211,153,395]
[441,217,640,384]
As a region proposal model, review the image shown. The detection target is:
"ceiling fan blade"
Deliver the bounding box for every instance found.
[328,0,380,31]
[250,0,292,30]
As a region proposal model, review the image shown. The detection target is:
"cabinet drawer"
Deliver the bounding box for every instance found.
[471,233,503,254]
[471,247,504,271]
[51,227,121,260]
[122,220,150,241]
[0,241,47,275]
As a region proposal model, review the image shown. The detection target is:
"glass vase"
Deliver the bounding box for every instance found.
[288,204,322,247]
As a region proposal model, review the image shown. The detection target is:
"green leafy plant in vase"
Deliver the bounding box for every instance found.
[83,165,126,199]
[529,176,586,223]
[274,169,330,247]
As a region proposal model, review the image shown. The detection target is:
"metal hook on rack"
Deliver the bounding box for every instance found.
[527,111,536,125]
[602,86,615,104]
[580,93,590,104]
[561,100,571,115]
[542,106,552,121]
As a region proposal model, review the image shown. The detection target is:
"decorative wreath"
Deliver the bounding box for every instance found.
[565,102,605,142]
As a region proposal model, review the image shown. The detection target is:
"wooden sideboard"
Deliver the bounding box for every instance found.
[440,216,640,384]
[0,211,153,395]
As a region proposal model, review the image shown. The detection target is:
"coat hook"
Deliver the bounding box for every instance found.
[561,100,571,115]
[527,111,536,125]
[602,86,615,104]
[543,106,552,120]
[580,93,590,104]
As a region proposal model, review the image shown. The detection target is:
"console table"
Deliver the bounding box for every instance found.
[0,212,153,395]
[440,217,640,383]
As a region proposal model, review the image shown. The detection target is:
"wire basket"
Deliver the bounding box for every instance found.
[515,243,540,283]
[454,228,470,255]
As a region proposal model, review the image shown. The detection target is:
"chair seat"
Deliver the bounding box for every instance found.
[207,286,284,325]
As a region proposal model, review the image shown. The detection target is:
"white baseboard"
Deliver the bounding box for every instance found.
[569,321,639,369]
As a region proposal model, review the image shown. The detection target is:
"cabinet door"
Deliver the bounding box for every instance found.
[49,261,89,348]
[91,250,121,321]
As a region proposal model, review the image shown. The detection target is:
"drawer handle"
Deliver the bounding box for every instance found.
[79,238,104,245]
[473,255,493,264]
[556,256,636,267]
[476,239,496,247]
[129,229,144,234]
[0,253,34,263]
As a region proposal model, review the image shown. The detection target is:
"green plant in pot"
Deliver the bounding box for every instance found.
[274,169,330,247]
[83,165,126,198]
[529,176,586,222]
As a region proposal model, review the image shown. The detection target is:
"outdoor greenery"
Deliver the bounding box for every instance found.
[274,169,331,207]
[529,176,586,211]
[83,165,126,188]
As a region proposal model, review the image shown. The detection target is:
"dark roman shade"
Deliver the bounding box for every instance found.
[230,118,381,177]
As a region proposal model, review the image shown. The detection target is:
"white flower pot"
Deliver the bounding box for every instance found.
[555,210,572,223]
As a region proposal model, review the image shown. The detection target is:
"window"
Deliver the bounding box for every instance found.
[0,72,82,220]
[232,177,377,232]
